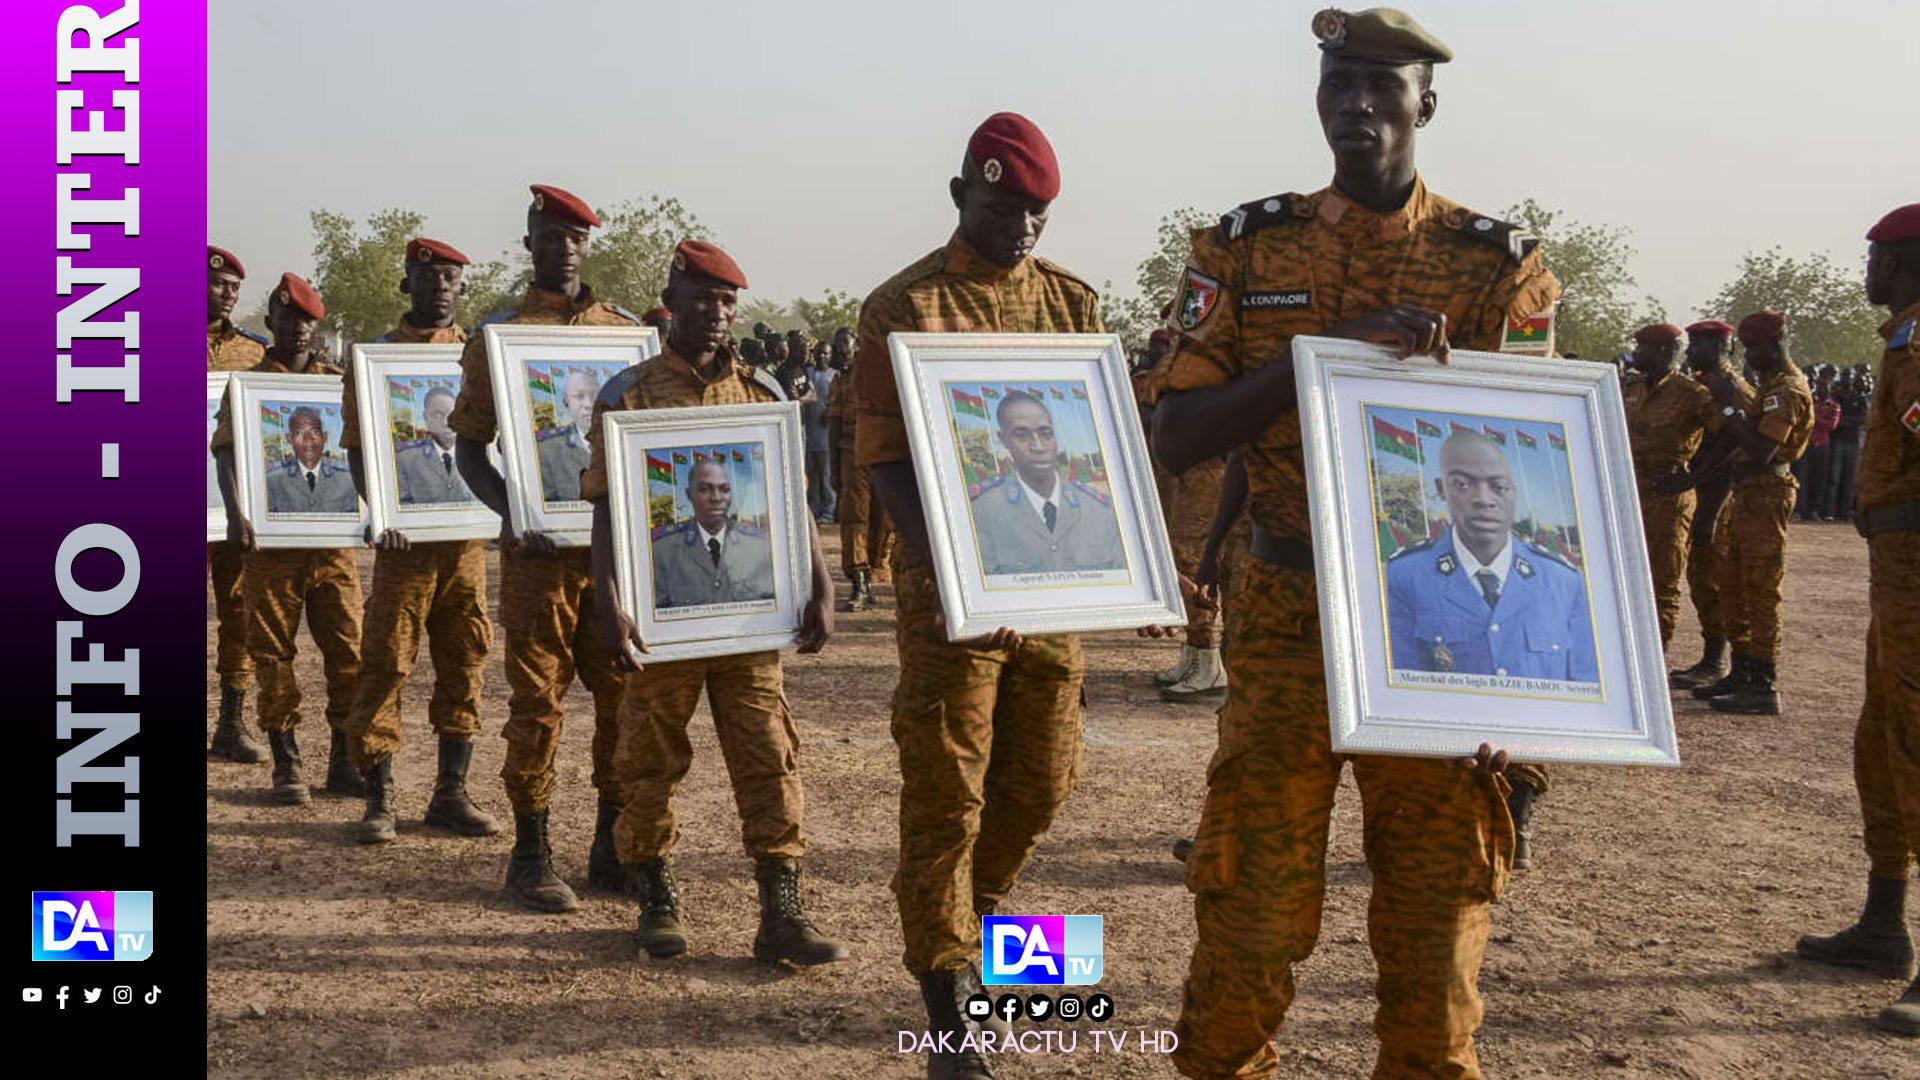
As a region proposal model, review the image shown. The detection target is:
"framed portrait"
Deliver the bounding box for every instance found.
[1293,335,1677,767]
[207,373,230,543]
[887,332,1185,641]
[226,371,366,549]
[602,402,811,662]
[484,324,660,546]
[350,342,500,543]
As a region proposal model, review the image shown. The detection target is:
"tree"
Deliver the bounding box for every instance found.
[790,288,862,341]
[456,258,520,328]
[580,195,711,311]
[1104,208,1214,354]
[1503,199,1664,362]
[308,208,425,344]
[735,296,799,337]
[1700,248,1883,369]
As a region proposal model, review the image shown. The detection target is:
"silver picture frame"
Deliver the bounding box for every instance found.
[1293,334,1678,767]
[602,402,812,663]
[207,373,230,543]
[226,370,367,549]
[350,342,499,544]
[888,332,1186,641]
[483,323,660,547]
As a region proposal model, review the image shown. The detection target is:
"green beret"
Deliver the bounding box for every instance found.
[1312,7,1452,64]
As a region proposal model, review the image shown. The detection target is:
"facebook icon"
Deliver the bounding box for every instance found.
[981,915,1103,985]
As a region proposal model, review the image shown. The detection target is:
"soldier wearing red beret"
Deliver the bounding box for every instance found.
[446,184,645,913]
[1670,318,1757,689]
[1796,203,1920,1036]
[207,243,272,765]
[1623,322,1719,653]
[209,273,368,807]
[339,237,499,846]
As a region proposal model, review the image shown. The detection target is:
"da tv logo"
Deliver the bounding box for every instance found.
[981,915,1102,985]
[31,892,153,961]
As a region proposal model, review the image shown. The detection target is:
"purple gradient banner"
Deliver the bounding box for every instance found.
[2,0,207,1052]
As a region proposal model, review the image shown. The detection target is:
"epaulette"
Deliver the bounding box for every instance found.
[474,308,518,330]
[1029,254,1098,298]
[1387,537,1435,561]
[1456,211,1540,265]
[239,328,269,345]
[1217,194,1304,243]
[1071,481,1110,506]
[608,303,643,326]
[736,522,766,538]
[596,365,643,409]
[1888,317,1915,353]
[749,366,787,402]
[1526,542,1575,572]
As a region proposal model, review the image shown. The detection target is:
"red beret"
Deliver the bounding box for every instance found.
[406,237,470,266]
[529,184,601,229]
[273,272,325,320]
[669,240,747,289]
[1737,310,1785,344]
[1867,203,1920,244]
[208,245,244,278]
[1632,323,1683,345]
[1685,320,1735,339]
[640,307,671,325]
[1148,329,1173,345]
[966,112,1060,202]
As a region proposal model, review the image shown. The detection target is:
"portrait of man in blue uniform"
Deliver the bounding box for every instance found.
[1385,430,1599,683]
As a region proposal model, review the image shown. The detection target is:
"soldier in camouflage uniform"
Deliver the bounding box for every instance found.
[1149,11,1558,1078]
[1796,203,1920,1036]
[827,330,894,610]
[855,113,1103,1080]
[211,273,366,806]
[1670,320,1754,689]
[447,184,639,913]
[341,237,498,845]
[586,239,846,967]
[207,245,269,763]
[1622,322,1720,651]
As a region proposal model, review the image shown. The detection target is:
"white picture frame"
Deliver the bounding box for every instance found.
[350,342,500,543]
[208,373,230,543]
[484,324,660,547]
[1292,335,1678,767]
[227,371,367,549]
[603,402,812,663]
[888,332,1186,641]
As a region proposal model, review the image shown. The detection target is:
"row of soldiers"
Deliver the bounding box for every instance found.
[206,10,1920,1079]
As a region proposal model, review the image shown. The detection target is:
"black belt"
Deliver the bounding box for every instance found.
[1248,523,1316,572]
[1858,499,1920,537]
[1732,460,1793,483]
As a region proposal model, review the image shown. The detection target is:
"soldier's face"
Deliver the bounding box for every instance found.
[688,464,732,529]
[563,375,598,431]
[1866,241,1905,308]
[1441,441,1515,556]
[665,275,739,357]
[1633,339,1678,377]
[526,213,590,291]
[289,415,326,468]
[1685,335,1726,373]
[208,270,241,322]
[269,302,319,356]
[1316,56,1435,173]
[953,174,1050,269]
[403,261,465,326]
[424,393,456,445]
[998,400,1058,486]
[1744,337,1784,370]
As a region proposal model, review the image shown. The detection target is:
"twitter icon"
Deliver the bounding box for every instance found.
[82,988,102,1004]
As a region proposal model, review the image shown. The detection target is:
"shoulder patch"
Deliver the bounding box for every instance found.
[749,366,787,402]
[1458,213,1540,264]
[1071,482,1110,506]
[608,303,643,326]
[1217,194,1303,243]
[1900,401,1920,433]
[1388,537,1436,561]
[239,328,269,345]
[1527,542,1575,572]
[596,365,643,409]
[1889,318,1915,352]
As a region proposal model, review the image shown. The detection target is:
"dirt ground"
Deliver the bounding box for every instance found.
[206,524,1917,1080]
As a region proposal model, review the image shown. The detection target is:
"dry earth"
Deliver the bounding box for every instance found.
[207,524,1918,1079]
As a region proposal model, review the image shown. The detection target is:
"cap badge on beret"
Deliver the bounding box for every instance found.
[277,289,290,305]
[1312,9,1348,47]
[210,253,224,270]
[983,158,1003,184]
[413,246,432,262]
[532,192,545,211]
[672,251,687,272]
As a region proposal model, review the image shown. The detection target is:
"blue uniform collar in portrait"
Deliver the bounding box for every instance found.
[1385,528,1598,683]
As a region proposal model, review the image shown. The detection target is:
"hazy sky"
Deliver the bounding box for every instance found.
[210,0,1918,328]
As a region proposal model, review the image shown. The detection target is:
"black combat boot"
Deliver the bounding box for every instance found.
[1691,654,1748,700]
[1669,636,1730,690]
[356,757,397,844]
[1796,876,1915,979]
[504,810,579,913]
[1710,659,1781,714]
[917,968,996,1080]
[323,729,367,797]
[209,687,265,763]
[423,738,497,836]
[630,857,688,958]
[266,728,310,806]
[843,570,872,612]
[1508,775,1538,870]
[752,857,849,966]
[587,799,624,891]
[1882,975,1920,1037]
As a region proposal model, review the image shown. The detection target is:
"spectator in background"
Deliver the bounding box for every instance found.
[800,348,835,523]
[1826,367,1870,521]
[739,336,766,370]
[1797,366,1840,520]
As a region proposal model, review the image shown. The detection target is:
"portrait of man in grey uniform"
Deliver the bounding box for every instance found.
[651,460,777,610]
[266,406,359,515]
[395,385,476,505]
[969,391,1125,576]
[537,369,599,503]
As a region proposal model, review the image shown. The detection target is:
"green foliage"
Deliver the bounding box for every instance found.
[737,296,801,337]
[307,208,425,343]
[790,288,861,341]
[456,258,521,328]
[1504,199,1664,362]
[581,195,711,311]
[1698,248,1883,369]
[1106,208,1215,354]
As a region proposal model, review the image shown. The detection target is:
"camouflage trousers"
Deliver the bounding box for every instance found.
[611,651,805,861]
[1639,485,1697,652]
[344,540,491,771]
[207,540,252,691]
[497,548,624,814]
[1718,476,1795,664]
[1174,559,1514,1080]
[1686,486,1734,640]
[1856,533,1920,881]
[837,448,896,579]
[244,548,363,733]
[1167,458,1227,649]
[890,554,1084,974]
